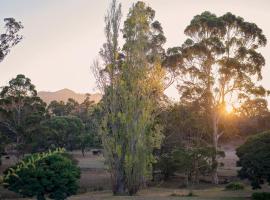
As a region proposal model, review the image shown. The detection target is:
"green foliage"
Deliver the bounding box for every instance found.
[78,100,102,150]
[40,116,84,151]
[157,148,191,180]
[0,131,9,165]
[96,0,165,195]
[252,192,270,200]
[233,99,270,138]
[120,2,165,195]
[47,96,102,151]
[236,131,270,189]
[48,100,67,116]
[158,146,215,183]
[48,98,79,116]
[225,182,245,190]
[0,75,101,156]
[237,98,269,118]
[157,151,178,180]
[159,103,210,146]
[0,74,47,155]
[3,149,80,200]
[157,103,224,184]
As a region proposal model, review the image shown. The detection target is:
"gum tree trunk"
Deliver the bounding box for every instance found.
[211,110,223,185]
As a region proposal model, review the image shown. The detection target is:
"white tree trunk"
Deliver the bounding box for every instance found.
[212,111,219,184]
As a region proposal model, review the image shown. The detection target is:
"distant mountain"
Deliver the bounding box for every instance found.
[37,88,102,104]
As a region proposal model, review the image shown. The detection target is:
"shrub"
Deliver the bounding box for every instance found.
[187,191,195,197]
[170,192,181,197]
[236,131,270,189]
[170,191,196,197]
[3,148,80,200]
[157,146,215,182]
[225,182,245,190]
[252,192,270,200]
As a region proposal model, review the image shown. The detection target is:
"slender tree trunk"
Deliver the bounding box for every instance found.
[194,158,199,184]
[212,111,219,184]
[185,172,189,187]
[81,146,85,157]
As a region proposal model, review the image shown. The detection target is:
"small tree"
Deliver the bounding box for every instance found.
[41,116,84,151]
[157,103,223,184]
[3,149,80,200]
[0,74,47,156]
[236,131,270,189]
[47,96,102,153]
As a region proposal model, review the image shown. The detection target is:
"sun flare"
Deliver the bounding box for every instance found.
[225,104,234,113]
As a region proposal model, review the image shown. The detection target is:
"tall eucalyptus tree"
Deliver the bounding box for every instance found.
[166,11,267,184]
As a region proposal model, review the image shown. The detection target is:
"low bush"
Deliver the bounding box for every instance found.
[170,192,182,197]
[170,191,196,197]
[237,131,270,189]
[3,148,80,200]
[225,182,245,190]
[187,191,195,197]
[252,192,270,200]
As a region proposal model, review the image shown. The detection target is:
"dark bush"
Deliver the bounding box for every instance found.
[236,131,270,189]
[225,182,245,190]
[252,192,270,200]
[3,149,80,200]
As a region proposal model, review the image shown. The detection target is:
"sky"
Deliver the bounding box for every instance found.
[0,0,270,101]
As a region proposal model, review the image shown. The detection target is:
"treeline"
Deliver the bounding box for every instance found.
[0,74,101,161]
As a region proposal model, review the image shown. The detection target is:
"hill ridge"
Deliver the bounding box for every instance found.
[37,89,101,104]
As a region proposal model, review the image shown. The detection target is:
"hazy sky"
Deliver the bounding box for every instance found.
[0,0,270,100]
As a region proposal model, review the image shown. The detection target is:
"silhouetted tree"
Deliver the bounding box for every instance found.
[0,18,23,62]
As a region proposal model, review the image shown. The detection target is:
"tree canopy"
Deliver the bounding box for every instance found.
[0,74,46,155]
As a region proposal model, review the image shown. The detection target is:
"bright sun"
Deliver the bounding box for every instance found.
[225,104,234,113]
